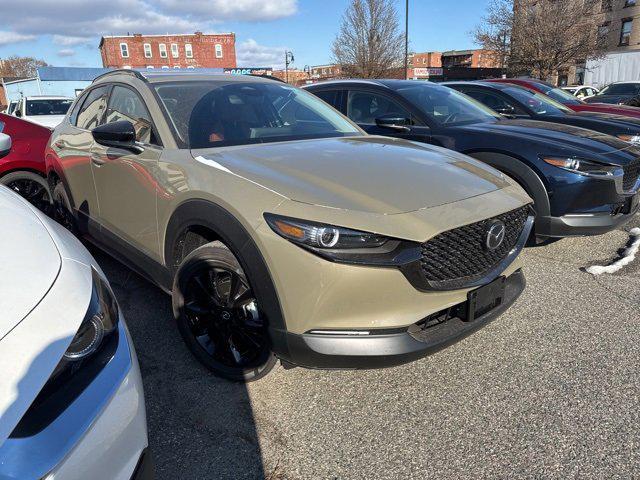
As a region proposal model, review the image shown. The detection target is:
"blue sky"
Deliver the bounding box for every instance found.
[0,0,490,70]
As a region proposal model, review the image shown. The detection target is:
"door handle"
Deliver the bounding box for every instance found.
[91,153,106,166]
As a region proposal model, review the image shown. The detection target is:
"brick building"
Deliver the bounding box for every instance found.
[440,49,501,68]
[309,64,342,80]
[99,32,236,70]
[272,69,310,85]
[409,51,442,68]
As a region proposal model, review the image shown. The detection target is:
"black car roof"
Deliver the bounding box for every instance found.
[305,79,445,90]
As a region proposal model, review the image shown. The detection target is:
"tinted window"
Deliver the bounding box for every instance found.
[155,81,361,149]
[463,89,526,115]
[106,86,158,145]
[600,83,640,96]
[25,99,72,116]
[76,86,110,130]
[346,91,412,124]
[313,90,341,109]
[395,84,500,126]
[502,87,572,115]
[542,86,582,105]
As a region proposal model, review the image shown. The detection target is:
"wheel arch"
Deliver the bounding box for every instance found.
[164,199,289,345]
[465,150,551,217]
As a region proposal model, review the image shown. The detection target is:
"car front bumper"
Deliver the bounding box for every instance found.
[279,269,525,369]
[0,320,150,480]
[536,200,638,237]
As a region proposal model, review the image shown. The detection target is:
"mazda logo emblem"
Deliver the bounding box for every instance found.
[485,220,506,251]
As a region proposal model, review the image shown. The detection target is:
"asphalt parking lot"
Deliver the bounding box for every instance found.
[94,215,640,480]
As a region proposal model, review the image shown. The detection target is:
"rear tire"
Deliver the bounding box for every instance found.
[172,241,277,382]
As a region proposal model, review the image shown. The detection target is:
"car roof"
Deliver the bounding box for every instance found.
[93,69,279,85]
[442,80,510,90]
[24,95,73,100]
[305,79,443,90]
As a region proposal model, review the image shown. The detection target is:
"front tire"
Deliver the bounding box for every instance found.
[172,241,277,382]
[52,182,77,234]
[1,171,51,212]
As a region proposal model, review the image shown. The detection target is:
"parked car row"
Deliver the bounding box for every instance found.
[1,70,639,477]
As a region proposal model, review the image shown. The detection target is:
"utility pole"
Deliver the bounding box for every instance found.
[404,0,409,80]
[285,51,295,83]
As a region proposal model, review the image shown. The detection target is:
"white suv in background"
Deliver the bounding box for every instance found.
[13,96,74,129]
[0,133,152,479]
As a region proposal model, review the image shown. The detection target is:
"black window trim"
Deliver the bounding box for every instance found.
[70,84,113,131]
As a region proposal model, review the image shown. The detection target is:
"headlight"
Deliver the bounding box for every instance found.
[264,213,419,266]
[42,268,119,392]
[265,214,389,250]
[617,134,640,144]
[542,156,619,177]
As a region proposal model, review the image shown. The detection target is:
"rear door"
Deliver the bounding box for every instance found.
[90,84,162,259]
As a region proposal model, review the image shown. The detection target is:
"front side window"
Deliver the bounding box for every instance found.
[502,87,572,116]
[346,91,412,124]
[462,89,525,115]
[171,43,179,58]
[105,86,158,145]
[185,43,193,58]
[621,19,633,45]
[154,81,362,148]
[76,86,110,130]
[215,44,223,58]
[25,99,73,116]
[395,84,500,126]
[143,43,152,58]
[159,43,168,58]
[120,43,129,58]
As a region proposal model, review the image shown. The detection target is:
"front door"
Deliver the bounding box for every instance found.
[90,85,162,260]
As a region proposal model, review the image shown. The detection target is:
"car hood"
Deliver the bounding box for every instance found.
[192,136,511,214]
[0,188,60,341]
[458,119,639,158]
[23,115,64,129]
[571,111,640,128]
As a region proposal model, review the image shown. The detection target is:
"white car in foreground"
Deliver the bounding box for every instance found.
[0,134,152,479]
[13,96,74,129]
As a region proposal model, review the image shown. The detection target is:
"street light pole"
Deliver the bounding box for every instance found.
[285,50,295,83]
[404,0,409,80]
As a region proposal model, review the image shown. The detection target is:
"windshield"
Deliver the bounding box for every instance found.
[25,99,72,116]
[154,81,361,148]
[539,85,582,105]
[395,84,500,126]
[600,83,640,96]
[503,87,572,116]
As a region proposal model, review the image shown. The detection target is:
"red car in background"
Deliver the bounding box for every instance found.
[486,78,640,120]
[0,113,52,209]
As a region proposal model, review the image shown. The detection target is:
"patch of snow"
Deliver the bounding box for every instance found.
[586,227,640,275]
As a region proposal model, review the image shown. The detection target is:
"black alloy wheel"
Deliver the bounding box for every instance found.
[1,172,51,213]
[173,241,277,382]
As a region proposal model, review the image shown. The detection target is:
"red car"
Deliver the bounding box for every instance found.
[0,113,52,209]
[486,78,640,120]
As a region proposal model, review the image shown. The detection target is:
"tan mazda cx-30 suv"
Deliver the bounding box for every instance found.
[45,70,533,381]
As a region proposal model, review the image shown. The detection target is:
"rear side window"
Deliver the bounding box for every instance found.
[106,86,159,145]
[76,86,110,130]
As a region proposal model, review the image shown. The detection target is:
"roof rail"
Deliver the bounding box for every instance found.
[92,69,147,83]
[248,74,285,83]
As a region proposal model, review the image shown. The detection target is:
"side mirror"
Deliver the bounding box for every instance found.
[375,115,411,132]
[14,110,22,118]
[92,121,143,154]
[0,133,12,159]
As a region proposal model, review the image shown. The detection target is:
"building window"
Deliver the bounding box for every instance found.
[159,43,168,58]
[161,65,169,69]
[187,65,195,69]
[120,43,129,58]
[146,66,154,69]
[173,66,180,69]
[621,19,633,45]
[185,43,193,58]
[171,43,179,58]
[143,43,152,58]
[215,44,223,58]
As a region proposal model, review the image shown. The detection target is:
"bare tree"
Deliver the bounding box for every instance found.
[0,56,48,78]
[509,0,607,80]
[471,0,514,70]
[332,0,405,78]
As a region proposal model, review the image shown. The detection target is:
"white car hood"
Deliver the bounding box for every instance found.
[23,115,63,129]
[0,188,94,445]
[0,189,60,340]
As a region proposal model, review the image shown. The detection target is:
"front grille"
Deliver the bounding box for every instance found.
[420,206,529,287]
[623,159,640,191]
